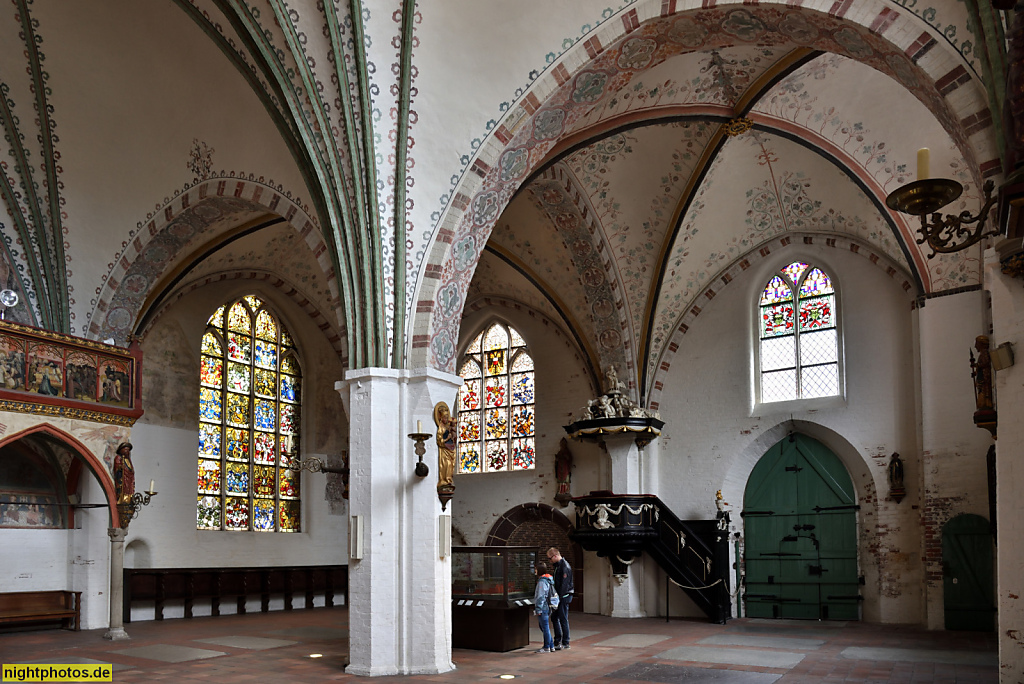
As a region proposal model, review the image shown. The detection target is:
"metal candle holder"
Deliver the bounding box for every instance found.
[408,432,432,477]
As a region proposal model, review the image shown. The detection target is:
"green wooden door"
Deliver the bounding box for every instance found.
[743,434,860,620]
[942,514,995,632]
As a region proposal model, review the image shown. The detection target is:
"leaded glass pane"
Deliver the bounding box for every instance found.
[485,408,508,440]
[510,328,526,347]
[281,328,295,348]
[760,336,795,372]
[511,405,534,437]
[202,332,222,356]
[801,363,839,398]
[228,303,251,333]
[281,355,299,375]
[208,306,225,327]
[459,412,480,442]
[254,340,277,369]
[485,375,507,408]
[760,303,794,337]
[255,369,275,398]
[760,276,792,305]
[485,349,506,376]
[254,432,275,464]
[511,373,534,405]
[199,423,221,457]
[467,333,482,354]
[459,443,481,473]
[280,404,298,434]
[799,268,834,297]
[253,465,275,498]
[512,438,535,470]
[280,435,299,468]
[228,333,251,363]
[226,462,249,495]
[782,261,809,284]
[225,497,249,530]
[484,324,508,351]
[459,378,480,413]
[253,499,275,531]
[799,295,834,331]
[201,356,223,387]
[511,352,534,372]
[800,329,838,366]
[254,399,276,431]
[280,375,299,403]
[255,310,277,341]
[227,393,250,427]
[243,295,261,309]
[227,362,249,393]
[200,388,221,422]
[197,459,221,494]
[279,469,299,498]
[279,501,300,532]
[459,358,481,379]
[762,369,797,403]
[486,440,508,470]
[226,428,249,462]
[197,496,221,529]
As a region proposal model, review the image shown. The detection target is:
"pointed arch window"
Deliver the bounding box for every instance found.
[196,295,302,532]
[758,262,839,403]
[456,322,535,473]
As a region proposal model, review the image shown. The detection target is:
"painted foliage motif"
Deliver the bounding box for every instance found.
[455,323,535,474]
[196,295,302,533]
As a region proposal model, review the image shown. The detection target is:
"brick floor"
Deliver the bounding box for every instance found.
[0,609,998,682]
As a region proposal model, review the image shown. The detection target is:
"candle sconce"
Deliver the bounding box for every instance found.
[885,148,998,258]
[409,430,432,478]
[118,488,157,528]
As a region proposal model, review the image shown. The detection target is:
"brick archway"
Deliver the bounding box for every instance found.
[485,502,584,611]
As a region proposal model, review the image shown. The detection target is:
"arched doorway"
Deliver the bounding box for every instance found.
[743,434,859,620]
[942,513,995,632]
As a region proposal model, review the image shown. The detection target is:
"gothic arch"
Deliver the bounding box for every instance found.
[413,3,997,373]
[0,424,119,528]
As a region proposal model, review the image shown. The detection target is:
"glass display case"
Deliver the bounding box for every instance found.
[452,546,537,651]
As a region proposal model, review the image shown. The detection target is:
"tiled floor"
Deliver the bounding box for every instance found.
[0,609,999,683]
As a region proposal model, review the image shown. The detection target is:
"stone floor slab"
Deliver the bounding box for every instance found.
[841,645,998,666]
[193,636,297,649]
[595,633,670,648]
[605,662,783,683]
[726,625,836,639]
[699,634,823,650]
[656,646,804,669]
[23,657,135,672]
[110,644,226,663]
[268,626,349,639]
[745,618,847,628]
[530,627,599,643]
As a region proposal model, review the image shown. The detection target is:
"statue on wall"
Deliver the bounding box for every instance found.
[434,401,456,510]
[554,438,573,507]
[113,442,135,528]
[887,452,906,504]
[970,335,994,411]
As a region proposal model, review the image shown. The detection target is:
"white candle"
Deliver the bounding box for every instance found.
[417,420,423,433]
[149,479,155,493]
[917,148,929,181]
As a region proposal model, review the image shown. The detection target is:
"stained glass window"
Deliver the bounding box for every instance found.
[758,262,839,403]
[456,322,535,473]
[196,295,302,532]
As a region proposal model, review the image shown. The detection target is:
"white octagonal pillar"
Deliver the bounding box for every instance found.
[338,367,461,676]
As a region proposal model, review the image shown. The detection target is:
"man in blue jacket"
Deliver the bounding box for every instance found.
[546,547,573,650]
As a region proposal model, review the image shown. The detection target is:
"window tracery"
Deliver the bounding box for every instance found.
[456,322,535,473]
[197,295,302,531]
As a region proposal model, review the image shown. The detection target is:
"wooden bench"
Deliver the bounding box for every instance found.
[124,565,347,622]
[0,591,81,631]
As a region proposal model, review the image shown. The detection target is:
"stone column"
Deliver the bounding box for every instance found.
[103,527,129,641]
[603,432,647,618]
[338,367,461,676]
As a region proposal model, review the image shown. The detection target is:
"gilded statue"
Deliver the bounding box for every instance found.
[970,335,994,411]
[434,401,455,489]
[113,442,135,527]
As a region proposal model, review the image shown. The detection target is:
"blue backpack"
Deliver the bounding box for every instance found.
[547,579,560,609]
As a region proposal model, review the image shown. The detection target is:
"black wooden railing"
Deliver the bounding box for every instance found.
[571,492,731,624]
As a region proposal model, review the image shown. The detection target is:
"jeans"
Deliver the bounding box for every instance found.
[536,608,553,650]
[551,595,571,646]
